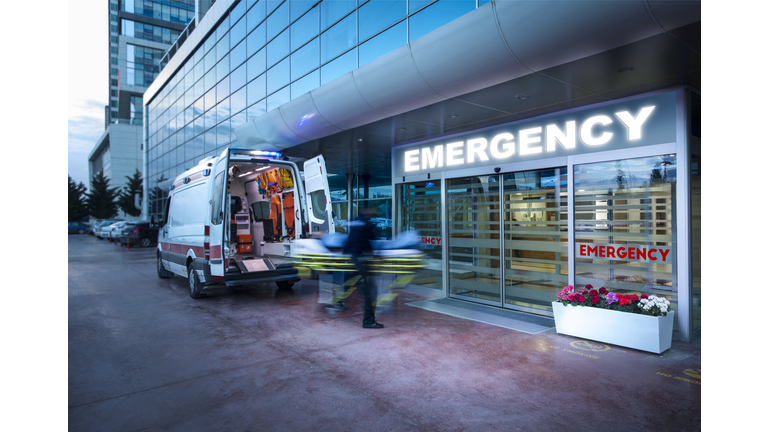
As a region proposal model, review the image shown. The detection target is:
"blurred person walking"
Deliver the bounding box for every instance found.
[344,207,383,329]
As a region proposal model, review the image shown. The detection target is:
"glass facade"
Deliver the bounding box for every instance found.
[121,19,182,44]
[121,0,196,24]
[126,44,165,87]
[146,0,484,221]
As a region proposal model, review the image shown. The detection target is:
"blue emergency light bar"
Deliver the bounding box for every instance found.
[250,150,282,158]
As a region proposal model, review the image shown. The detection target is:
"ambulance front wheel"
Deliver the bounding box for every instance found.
[276,281,294,290]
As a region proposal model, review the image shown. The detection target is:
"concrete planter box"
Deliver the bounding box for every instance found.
[551,301,674,354]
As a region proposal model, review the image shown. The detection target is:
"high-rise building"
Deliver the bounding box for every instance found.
[142,1,700,341]
[88,0,196,218]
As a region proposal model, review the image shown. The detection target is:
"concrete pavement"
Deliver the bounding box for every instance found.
[68,234,701,431]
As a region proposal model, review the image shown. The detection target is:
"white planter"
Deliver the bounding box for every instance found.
[551,301,674,354]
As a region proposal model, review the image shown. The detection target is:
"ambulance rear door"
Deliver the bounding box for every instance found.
[207,147,230,279]
[302,155,335,235]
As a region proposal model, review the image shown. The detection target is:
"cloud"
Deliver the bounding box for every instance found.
[68,95,108,187]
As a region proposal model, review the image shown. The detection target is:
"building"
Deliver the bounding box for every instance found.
[142,0,700,341]
[88,0,197,218]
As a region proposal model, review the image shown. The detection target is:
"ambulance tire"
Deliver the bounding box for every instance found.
[276,281,294,290]
[188,265,205,299]
[157,254,171,279]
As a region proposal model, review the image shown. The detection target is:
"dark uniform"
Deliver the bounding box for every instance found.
[343,210,383,328]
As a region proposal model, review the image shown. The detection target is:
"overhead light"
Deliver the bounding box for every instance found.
[448,114,459,118]
[618,67,635,73]
[516,94,529,100]
[357,138,364,142]
[399,127,407,131]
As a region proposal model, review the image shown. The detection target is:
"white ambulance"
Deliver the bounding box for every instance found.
[156,148,334,298]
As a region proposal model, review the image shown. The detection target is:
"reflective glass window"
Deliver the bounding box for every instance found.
[291,5,319,51]
[204,129,216,154]
[231,110,247,129]
[320,48,356,85]
[247,73,267,106]
[230,62,247,92]
[320,12,356,64]
[291,37,319,80]
[247,0,266,33]
[291,70,319,100]
[230,16,247,46]
[247,22,266,58]
[359,0,405,41]
[267,1,289,41]
[216,16,229,41]
[291,0,316,21]
[230,0,247,23]
[266,0,283,15]
[409,0,434,13]
[267,58,290,95]
[231,86,247,115]
[216,120,231,146]
[408,0,475,42]
[230,39,247,70]
[359,20,405,66]
[216,34,230,63]
[216,76,229,104]
[216,54,230,84]
[267,86,289,112]
[216,96,231,124]
[204,68,216,92]
[320,0,356,31]
[247,48,267,82]
[247,99,266,120]
[204,87,216,112]
[204,48,216,72]
[267,30,290,67]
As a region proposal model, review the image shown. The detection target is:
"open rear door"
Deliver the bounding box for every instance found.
[208,148,230,278]
[303,155,335,235]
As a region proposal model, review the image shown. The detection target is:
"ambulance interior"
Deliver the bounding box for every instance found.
[226,162,299,273]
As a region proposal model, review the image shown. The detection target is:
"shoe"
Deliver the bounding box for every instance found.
[332,302,346,311]
[363,322,384,329]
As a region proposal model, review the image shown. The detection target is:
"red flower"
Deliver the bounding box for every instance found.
[641,294,648,299]
[578,295,586,303]
[585,284,593,290]
[589,290,598,296]
[591,296,600,305]
[599,287,608,295]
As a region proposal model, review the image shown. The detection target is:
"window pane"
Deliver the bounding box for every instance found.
[267,29,289,67]
[409,0,433,14]
[230,15,247,46]
[266,0,289,41]
[267,86,289,112]
[320,0,356,31]
[230,39,247,70]
[291,5,319,51]
[290,0,316,21]
[409,0,475,42]
[291,70,319,100]
[359,20,405,66]
[247,99,266,120]
[247,22,266,58]
[291,37,318,80]
[247,48,266,82]
[359,0,405,41]
[230,62,247,92]
[321,48,356,85]
[247,73,266,106]
[574,156,678,318]
[267,58,290,95]
[320,12,356,64]
[231,85,247,116]
[247,0,266,34]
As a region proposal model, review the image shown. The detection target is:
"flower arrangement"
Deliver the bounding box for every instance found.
[556,284,671,317]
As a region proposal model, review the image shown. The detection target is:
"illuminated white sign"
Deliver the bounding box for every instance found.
[393,91,678,178]
[403,107,655,172]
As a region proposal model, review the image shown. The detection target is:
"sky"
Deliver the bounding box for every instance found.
[68,0,108,189]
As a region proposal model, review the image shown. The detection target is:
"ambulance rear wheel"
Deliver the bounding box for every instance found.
[188,265,205,299]
[157,254,171,279]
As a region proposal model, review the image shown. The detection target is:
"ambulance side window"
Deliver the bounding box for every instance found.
[211,172,225,225]
[162,196,172,226]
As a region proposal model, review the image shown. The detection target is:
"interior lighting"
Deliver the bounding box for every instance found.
[516,94,530,100]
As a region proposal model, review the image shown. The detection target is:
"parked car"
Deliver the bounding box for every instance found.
[100,221,127,240]
[68,221,91,234]
[117,221,159,247]
[91,219,123,237]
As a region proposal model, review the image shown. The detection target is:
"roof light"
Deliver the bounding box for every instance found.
[250,150,282,158]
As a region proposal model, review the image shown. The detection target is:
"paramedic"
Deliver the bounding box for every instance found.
[343,207,383,329]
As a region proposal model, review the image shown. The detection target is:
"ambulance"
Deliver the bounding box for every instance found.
[156,148,333,299]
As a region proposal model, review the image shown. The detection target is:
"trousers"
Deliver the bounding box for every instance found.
[350,255,376,326]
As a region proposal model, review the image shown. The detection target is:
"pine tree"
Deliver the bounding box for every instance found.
[117,169,143,217]
[86,170,120,219]
[68,175,89,222]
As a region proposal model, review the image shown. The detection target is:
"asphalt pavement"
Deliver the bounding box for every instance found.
[68,234,701,431]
